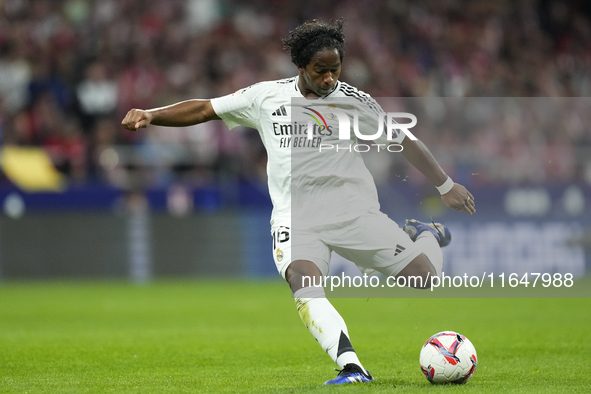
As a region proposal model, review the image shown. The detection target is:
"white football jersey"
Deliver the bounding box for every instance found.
[210,76,405,227]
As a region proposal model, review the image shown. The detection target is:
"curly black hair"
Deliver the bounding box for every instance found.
[281,19,346,68]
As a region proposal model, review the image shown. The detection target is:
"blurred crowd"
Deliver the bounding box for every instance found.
[1,0,591,191]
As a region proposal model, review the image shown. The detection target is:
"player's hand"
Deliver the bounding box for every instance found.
[121,109,153,131]
[441,183,475,215]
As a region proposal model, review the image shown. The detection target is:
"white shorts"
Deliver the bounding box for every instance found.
[271,210,422,279]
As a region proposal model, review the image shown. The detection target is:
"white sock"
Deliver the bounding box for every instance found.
[415,232,444,276]
[293,286,366,372]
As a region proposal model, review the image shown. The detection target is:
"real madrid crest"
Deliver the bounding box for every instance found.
[276,248,284,262]
[325,104,337,119]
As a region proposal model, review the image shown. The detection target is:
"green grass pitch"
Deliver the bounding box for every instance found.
[1,280,590,393]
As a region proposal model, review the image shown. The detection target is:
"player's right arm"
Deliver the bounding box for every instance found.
[121,99,220,131]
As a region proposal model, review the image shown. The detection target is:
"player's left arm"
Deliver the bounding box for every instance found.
[399,137,475,215]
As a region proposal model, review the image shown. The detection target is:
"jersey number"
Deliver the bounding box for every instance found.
[272,226,290,249]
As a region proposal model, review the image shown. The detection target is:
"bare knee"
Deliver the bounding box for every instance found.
[285,260,323,293]
[396,253,437,289]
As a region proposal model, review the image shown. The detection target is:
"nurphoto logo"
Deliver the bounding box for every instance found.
[283,98,420,152]
[301,107,418,153]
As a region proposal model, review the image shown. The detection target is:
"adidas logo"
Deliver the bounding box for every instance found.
[394,244,406,257]
[272,105,287,116]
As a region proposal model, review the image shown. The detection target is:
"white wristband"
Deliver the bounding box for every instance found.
[436,177,454,195]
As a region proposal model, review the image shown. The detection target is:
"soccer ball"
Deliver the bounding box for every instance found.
[419,331,477,384]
